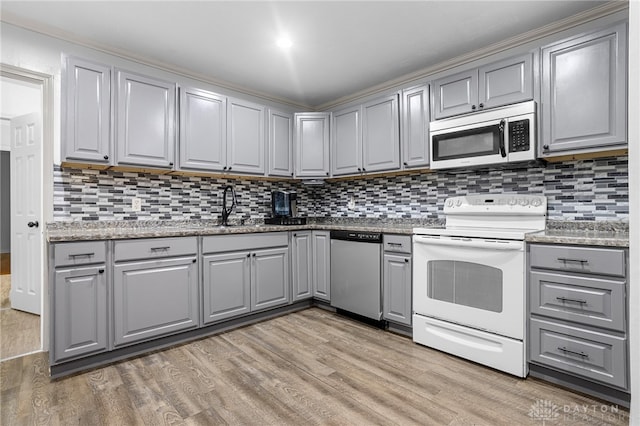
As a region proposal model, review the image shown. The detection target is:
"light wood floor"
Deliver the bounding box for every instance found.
[0,275,41,361]
[0,308,630,425]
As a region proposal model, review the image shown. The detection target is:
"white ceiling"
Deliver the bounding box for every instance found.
[1,1,614,109]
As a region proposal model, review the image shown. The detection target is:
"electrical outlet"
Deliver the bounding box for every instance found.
[131,197,142,212]
[347,195,356,210]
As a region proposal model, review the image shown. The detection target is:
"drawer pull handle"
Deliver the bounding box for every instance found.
[69,252,95,258]
[557,347,589,359]
[150,246,171,251]
[556,297,587,305]
[388,243,402,246]
[557,257,588,264]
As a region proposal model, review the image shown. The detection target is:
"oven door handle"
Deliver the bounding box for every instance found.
[413,235,523,250]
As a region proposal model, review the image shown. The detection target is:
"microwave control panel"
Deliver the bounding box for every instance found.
[509,119,530,152]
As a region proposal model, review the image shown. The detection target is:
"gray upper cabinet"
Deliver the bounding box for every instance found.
[362,94,400,173]
[116,69,176,168]
[268,109,294,177]
[291,231,313,301]
[540,22,627,156]
[227,98,265,175]
[295,113,331,178]
[401,85,430,169]
[433,69,478,119]
[179,87,227,172]
[331,106,361,176]
[63,57,112,164]
[433,53,533,119]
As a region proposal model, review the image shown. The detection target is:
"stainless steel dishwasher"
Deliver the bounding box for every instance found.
[330,230,382,320]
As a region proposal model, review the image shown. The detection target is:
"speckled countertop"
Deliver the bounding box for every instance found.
[47,218,629,247]
[524,221,629,247]
[46,217,443,242]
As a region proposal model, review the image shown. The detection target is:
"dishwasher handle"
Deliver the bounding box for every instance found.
[413,235,523,251]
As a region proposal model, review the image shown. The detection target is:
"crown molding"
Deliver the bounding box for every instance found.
[316,1,629,111]
[1,11,314,111]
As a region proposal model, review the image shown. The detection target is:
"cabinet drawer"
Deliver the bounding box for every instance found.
[529,318,627,389]
[530,245,625,277]
[54,241,107,267]
[530,271,625,332]
[383,235,411,254]
[203,232,288,254]
[114,237,197,262]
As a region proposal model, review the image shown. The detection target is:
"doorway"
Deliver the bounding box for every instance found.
[0,65,53,361]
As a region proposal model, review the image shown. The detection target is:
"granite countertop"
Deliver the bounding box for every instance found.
[524,220,629,247]
[47,218,629,247]
[46,218,443,242]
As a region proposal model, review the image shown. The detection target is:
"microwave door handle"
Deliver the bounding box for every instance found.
[498,119,507,157]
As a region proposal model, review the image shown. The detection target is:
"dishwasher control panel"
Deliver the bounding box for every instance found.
[330,230,382,243]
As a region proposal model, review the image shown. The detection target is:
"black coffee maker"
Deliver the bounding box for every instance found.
[265,190,306,225]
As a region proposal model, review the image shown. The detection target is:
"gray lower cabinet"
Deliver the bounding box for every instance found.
[113,238,198,347]
[291,231,313,301]
[52,241,109,363]
[540,21,627,156]
[528,243,628,391]
[202,233,290,325]
[312,231,331,301]
[382,235,412,326]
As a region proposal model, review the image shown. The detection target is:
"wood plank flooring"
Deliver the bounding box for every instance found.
[0,275,41,361]
[0,308,630,425]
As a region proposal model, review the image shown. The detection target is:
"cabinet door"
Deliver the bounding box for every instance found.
[251,247,290,311]
[433,70,478,119]
[362,94,400,173]
[383,254,412,326]
[267,109,293,177]
[401,85,430,169]
[541,22,627,155]
[116,70,176,168]
[291,232,313,301]
[295,113,331,178]
[64,57,111,163]
[331,106,361,176]
[113,257,198,347]
[202,251,251,324]
[179,87,226,172]
[312,231,331,301]
[53,266,108,362]
[227,98,265,174]
[479,53,533,109]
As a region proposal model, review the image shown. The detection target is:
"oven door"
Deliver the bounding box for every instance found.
[413,234,525,340]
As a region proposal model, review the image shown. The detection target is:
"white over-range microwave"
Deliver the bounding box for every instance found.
[429,101,536,170]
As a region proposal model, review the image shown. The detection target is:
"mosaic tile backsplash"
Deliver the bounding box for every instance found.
[53,156,628,222]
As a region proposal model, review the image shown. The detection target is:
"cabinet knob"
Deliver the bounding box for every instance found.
[362,168,366,172]
[228,167,232,171]
[98,269,105,274]
[192,259,196,263]
[293,233,297,237]
[543,145,549,150]
[252,253,256,257]
[479,103,484,108]
[169,162,174,167]
[404,259,409,263]
[403,162,408,167]
[357,168,362,172]
[223,166,228,171]
[247,253,251,258]
[471,105,477,110]
[326,172,329,176]
[103,155,109,160]
[291,173,294,177]
[27,221,39,228]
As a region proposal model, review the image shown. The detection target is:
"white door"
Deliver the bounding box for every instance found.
[10,112,42,314]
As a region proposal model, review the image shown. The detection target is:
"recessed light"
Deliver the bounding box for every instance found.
[276,36,293,49]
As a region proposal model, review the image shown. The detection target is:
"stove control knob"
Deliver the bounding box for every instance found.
[446,199,453,207]
[508,198,517,206]
[518,198,529,206]
[455,199,462,207]
[531,197,542,207]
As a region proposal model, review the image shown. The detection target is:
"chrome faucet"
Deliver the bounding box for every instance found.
[221,185,237,226]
